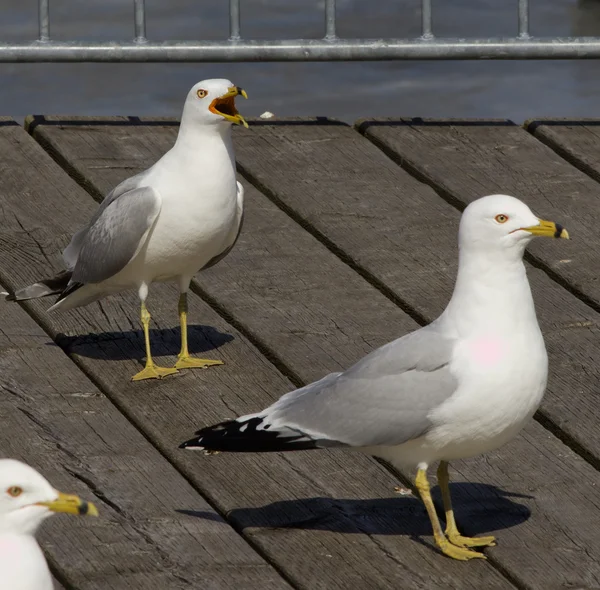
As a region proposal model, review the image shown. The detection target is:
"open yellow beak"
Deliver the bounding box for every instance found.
[209,86,248,128]
[37,491,99,517]
[522,219,570,239]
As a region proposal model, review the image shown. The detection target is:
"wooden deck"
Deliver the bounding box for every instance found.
[1,115,600,589]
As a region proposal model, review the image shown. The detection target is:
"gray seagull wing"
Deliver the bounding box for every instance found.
[70,184,161,285]
[62,171,149,270]
[254,325,458,448]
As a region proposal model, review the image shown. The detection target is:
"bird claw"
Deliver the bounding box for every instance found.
[132,364,179,381]
[174,356,224,370]
[435,536,487,561]
[447,533,496,548]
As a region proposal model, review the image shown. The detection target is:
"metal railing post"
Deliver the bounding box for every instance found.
[422,0,433,39]
[230,0,241,40]
[325,0,337,40]
[133,0,147,43]
[518,0,529,39]
[38,0,50,42]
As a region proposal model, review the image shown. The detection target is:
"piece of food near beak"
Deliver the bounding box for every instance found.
[523,219,570,239]
[37,491,99,517]
[210,86,248,128]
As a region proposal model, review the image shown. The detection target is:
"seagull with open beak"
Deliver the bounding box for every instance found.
[5,78,249,381]
[0,459,98,590]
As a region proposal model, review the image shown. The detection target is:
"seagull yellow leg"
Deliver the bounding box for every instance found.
[415,467,485,561]
[132,303,178,381]
[174,293,224,370]
[437,461,496,548]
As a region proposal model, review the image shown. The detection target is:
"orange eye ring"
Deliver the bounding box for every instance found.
[7,486,23,497]
[495,214,509,224]
[196,89,208,99]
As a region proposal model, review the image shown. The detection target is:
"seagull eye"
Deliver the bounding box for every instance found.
[7,486,23,497]
[196,89,208,99]
[495,214,509,224]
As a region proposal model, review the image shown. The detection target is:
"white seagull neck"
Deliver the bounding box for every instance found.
[173,121,236,170]
[440,246,539,336]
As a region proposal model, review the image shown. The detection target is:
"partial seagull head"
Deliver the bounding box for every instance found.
[0,459,98,536]
[182,78,248,129]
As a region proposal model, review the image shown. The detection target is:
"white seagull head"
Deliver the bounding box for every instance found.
[182,78,248,129]
[458,194,569,257]
[0,459,98,536]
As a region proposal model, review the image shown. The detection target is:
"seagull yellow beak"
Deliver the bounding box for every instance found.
[209,86,248,128]
[521,219,570,239]
[37,491,99,517]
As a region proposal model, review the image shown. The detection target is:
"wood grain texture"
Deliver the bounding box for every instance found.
[10,120,515,589]
[526,118,600,184]
[25,116,600,589]
[0,294,284,590]
[357,118,599,303]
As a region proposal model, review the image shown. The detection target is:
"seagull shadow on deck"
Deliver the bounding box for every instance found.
[54,324,233,363]
[180,482,531,540]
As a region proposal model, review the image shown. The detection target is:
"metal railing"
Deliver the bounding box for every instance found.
[2,0,600,62]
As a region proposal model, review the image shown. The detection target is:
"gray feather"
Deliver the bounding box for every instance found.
[61,171,149,270]
[62,227,87,271]
[96,172,150,217]
[257,325,458,448]
[72,186,160,285]
[5,270,72,301]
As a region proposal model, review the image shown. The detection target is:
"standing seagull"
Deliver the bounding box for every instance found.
[181,195,569,560]
[0,459,98,590]
[5,79,247,381]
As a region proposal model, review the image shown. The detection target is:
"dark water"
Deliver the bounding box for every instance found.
[2,0,600,122]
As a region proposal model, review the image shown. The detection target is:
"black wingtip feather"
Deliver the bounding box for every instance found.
[4,270,75,303]
[179,417,320,453]
[55,280,84,303]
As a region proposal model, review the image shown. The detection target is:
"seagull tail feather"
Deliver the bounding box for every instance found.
[4,270,73,302]
[179,416,322,453]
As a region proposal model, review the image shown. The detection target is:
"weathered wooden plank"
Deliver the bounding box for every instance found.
[9,120,514,588]
[0,334,282,589]
[0,287,285,589]
[357,118,599,305]
[526,119,600,184]
[27,117,600,589]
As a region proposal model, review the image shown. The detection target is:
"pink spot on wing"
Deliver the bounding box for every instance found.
[469,337,506,367]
